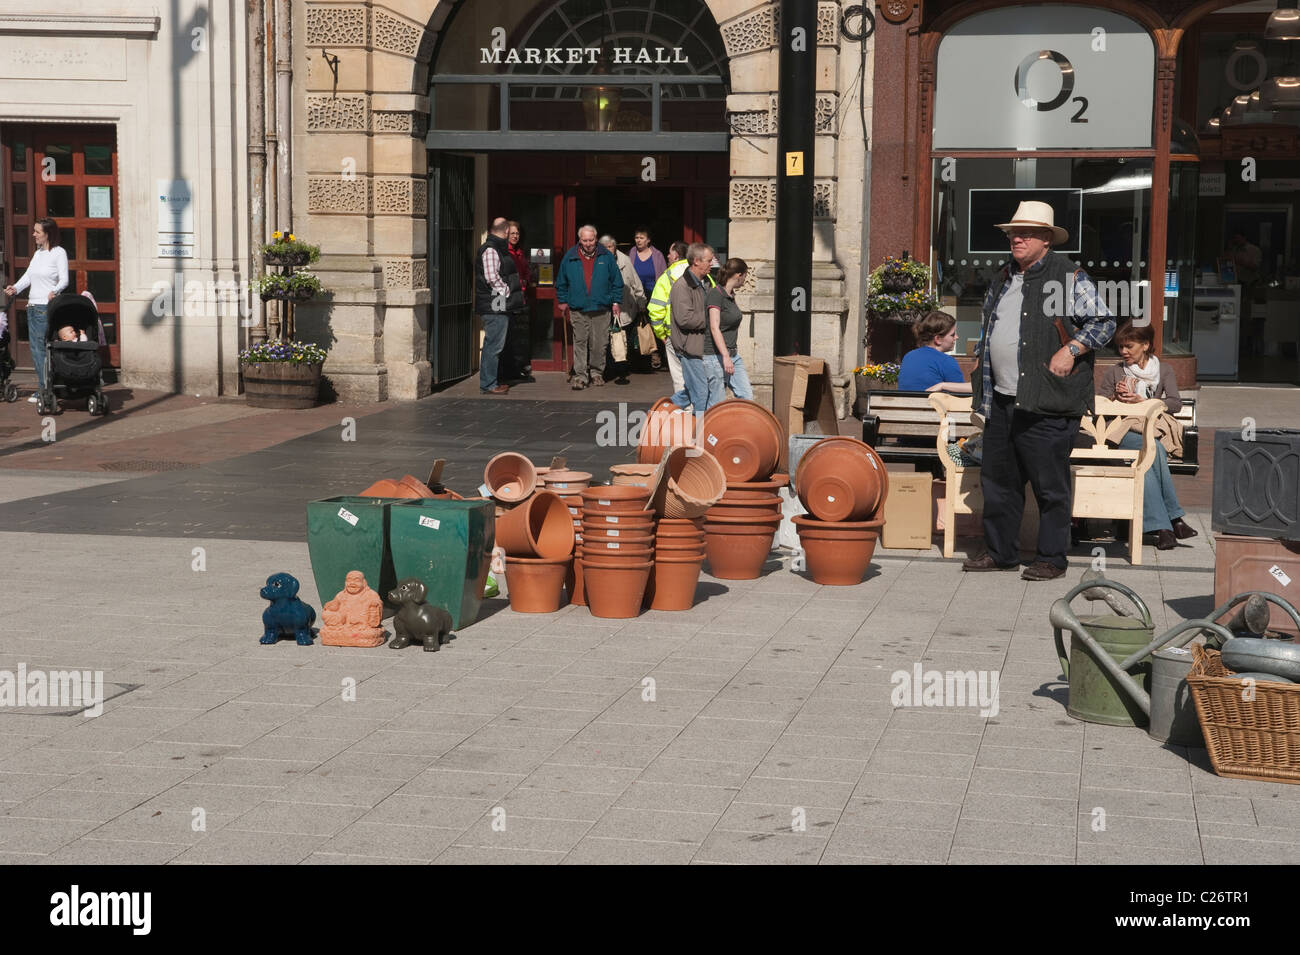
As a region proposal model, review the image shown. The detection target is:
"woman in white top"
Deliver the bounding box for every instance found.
[5,217,69,400]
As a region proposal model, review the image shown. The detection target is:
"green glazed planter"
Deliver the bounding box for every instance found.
[306,495,400,611]
[388,499,496,630]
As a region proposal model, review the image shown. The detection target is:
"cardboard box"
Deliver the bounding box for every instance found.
[772,356,838,472]
[883,472,933,549]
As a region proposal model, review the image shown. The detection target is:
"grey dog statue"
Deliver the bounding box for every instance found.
[386,578,454,651]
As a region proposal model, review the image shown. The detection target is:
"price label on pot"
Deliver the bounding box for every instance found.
[419,516,440,530]
[598,499,611,506]
[1270,565,1293,587]
[707,433,718,446]
[608,542,621,549]
[607,529,621,537]
[337,507,359,526]
[478,483,491,497]
[605,516,619,523]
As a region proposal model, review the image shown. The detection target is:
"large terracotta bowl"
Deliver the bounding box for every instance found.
[658,446,727,519]
[495,490,575,558]
[793,516,884,585]
[795,437,888,523]
[485,453,538,503]
[638,398,697,464]
[727,473,789,494]
[700,398,783,483]
[702,523,779,580]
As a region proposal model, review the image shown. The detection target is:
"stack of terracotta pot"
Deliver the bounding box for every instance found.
[640,446,726,609]
[698,399,788,580]
[792,437,889,586]
[485,453,572,612]
[579,485,654,618]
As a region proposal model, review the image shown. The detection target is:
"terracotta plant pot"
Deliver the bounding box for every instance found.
[719,489,783,507]
[639,398,697,464]
[485,452,538,503]
[700,512,782,528]
[727,473,790,494]
[705,505,782,523]
[700,398,783,483]
[360,476,441,499]
[654,539,706,555]
[793,516,883,586]
[658,446,727,519]
[702,523,779,580]
[582,559,653,618]
[656,517,706,538]
[565,554,586,606]
[504,555,572,613]
[581,513,656,529]
[580,539,654,558]
[645,553,706,611]
[792,515,886,539]
[795,437,889,522]
[610,463,658,487]
[580,527,655,545]
[542,470,593,492]
[494,490,575,558]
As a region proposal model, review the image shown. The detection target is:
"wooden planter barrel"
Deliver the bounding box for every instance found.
[243,360,323,409]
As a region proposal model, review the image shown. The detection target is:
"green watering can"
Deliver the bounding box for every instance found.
[1050,574,1300,740]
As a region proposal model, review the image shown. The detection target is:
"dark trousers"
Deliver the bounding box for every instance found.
[980,391,1080,569]
[501,310,531,380]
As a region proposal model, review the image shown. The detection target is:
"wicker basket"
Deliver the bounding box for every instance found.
[1186,644,1300,784]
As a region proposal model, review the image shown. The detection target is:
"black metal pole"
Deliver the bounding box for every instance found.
[774,0,816,356]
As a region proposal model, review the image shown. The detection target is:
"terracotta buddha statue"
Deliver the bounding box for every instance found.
[320,570,386,647]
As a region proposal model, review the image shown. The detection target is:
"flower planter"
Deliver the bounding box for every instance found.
[262,250,312,267]
[504,555,571,613]
[794,516,884,586]
[869,308,924,326]
[853,375,893,418]
[484,452,537,502]
[610,463,658,487]
[243,360,322,409]
[656,517,706,537]
[495,490,574,558]
[796,437,888,523]
[580,539,654,558]
[703,522,779,580]
[542,470,593,492]
[645,553,706,611]
[639,397,696,464]
[581,512,655,529]
[260,286,318,303]
[582,560,653,618]
[580,526,655,545]
[659,446,727,519]
[700,399,783,483]
[388,498,496,629]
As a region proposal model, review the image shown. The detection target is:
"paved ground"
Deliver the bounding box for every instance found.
[1,380,1299,864]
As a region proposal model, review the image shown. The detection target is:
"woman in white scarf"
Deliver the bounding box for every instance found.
[1102,322,1196,550]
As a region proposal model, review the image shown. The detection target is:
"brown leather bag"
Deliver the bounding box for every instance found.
[637,321,656,355]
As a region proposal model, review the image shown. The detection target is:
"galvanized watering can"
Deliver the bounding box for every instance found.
[1050,573,1300,745]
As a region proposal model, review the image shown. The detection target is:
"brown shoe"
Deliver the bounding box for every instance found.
[1021,561,1066,581]
[481,384,509,395]
[591,374,605,387]
[962,554,1020,572]
[571,379,587,391]
[1154,529,1177,550]
[1171,517,1198,540]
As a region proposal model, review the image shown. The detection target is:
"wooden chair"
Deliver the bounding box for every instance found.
[929,393,1165,565]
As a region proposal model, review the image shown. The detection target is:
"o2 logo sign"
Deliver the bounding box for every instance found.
[1014,50,1089,124]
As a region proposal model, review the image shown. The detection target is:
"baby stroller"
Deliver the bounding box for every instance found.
[0,303,17,403]
[39,292,108,416]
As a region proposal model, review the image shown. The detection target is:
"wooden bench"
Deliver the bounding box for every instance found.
[928,393,1166,565]
[862,390,1199,476]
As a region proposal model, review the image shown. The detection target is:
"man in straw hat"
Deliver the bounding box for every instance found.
[962,200,1116,581]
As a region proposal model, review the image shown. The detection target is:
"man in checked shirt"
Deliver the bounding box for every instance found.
[473,217,524,395]
[962,201,1116,581]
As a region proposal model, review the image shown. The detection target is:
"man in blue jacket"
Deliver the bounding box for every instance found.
[555,224,622,390]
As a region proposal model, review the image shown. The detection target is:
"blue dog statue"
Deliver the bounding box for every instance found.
[259,572,316,646]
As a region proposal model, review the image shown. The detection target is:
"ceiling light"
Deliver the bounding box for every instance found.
[1261,75,1300,107]
[1267,2,1300,41]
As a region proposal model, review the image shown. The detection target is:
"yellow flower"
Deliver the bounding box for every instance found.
[287,233,295,241]
[273,231,282,239]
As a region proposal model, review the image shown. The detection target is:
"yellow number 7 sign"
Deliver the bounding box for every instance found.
[785,151,804,176]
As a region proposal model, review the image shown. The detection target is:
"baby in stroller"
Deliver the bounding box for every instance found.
[37,292,108,416]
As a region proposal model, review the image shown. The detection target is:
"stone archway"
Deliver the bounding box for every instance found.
[297,0,856,408]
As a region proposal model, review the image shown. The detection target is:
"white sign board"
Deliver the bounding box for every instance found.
[157,179,194,258]
[87,186,112,219]
[934,8,1154,150]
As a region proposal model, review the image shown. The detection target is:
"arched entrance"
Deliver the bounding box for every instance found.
[424,0,732,380]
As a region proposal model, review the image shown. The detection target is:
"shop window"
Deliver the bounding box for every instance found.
[932,157,1153,351]
[86,270,115,303]
[11,142,25,172]
[86,229,114,260]
[44,144,74,176]
[11,184,25,216]
[45,185,75,218]
[84,145,113,176]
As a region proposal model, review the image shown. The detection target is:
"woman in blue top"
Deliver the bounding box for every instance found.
[898,311,971,394]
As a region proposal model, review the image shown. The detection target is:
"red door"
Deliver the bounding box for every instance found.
[1,125,120,369]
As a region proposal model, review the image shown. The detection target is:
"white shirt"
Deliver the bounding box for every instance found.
[14,247,69,304]
[989,271,1025,396]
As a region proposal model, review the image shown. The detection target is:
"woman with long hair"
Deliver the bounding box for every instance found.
[4,217,68,401]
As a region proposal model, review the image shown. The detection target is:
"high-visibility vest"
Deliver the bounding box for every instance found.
[647,260,715,340]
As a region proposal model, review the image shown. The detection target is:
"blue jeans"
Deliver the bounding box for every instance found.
[703,352,753,407]
[1119,431,1185,533]
[479,313,508,391]
[670,346,709,422]
[26,303,48,390]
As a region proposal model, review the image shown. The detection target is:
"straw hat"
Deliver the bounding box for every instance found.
[995,200,1069,245]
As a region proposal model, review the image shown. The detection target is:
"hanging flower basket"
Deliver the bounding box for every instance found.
[259,231,320,267]
[866,256,938,330]
[254,270,323,303]
[263,250,312,268]
[869,308,927,325]
[261,285,318,303]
